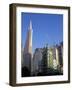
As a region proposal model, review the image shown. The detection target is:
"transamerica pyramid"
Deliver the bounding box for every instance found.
[22,20,33,74]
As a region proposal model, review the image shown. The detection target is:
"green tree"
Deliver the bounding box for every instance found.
[42,45,48,74]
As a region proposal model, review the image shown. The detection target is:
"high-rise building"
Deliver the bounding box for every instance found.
[22,20,33,73]
[47,47,53,68]
[57,42,63,73]
[52,46,58,69]
[33,48,43,75]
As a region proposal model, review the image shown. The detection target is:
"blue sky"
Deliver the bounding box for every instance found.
[21,12,63,53]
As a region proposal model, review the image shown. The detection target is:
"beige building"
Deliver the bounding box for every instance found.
[47,45,62,70]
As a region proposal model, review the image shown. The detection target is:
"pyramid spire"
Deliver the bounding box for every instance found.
[29,20,32,30]
[22,20,33,71]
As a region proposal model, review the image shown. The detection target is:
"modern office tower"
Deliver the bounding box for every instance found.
[22,20,33,72]
[57,42,63,73]
[57,43,63,66]
[41,45,49,74]
[33,48,43,75]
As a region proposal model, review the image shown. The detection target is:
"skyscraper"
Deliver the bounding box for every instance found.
[22,20,33,73]
[33,48,43,75]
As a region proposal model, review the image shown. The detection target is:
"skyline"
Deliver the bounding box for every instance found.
[21,12,63,53]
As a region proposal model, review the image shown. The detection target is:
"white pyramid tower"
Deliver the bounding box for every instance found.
[22,20,33,73]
